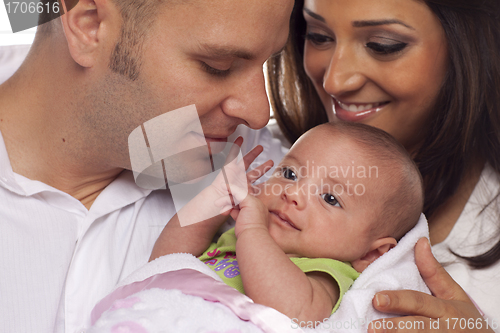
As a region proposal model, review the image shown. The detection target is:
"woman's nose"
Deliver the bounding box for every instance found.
[322,46,367,97]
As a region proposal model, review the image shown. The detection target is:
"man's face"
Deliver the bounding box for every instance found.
[82,0,293,170]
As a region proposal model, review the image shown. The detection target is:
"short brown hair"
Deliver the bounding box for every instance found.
[108,0,165,80]
[36,0,165,80]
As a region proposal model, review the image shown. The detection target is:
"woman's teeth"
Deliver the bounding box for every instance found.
[338,101,383,112]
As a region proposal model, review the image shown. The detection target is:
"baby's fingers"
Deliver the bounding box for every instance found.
[247,159,274,184]
[224,137,244,167]
[242,144,264,171]
[214,195,234,214]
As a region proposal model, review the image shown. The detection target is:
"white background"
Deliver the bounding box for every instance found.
[0,2,36,45]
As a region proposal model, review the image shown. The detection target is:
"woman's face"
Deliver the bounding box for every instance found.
[303,0,448,151]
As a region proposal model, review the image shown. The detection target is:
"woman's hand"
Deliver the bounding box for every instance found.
[369,238,493,333]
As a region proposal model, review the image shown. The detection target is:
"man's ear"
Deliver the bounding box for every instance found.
[351,237,397,273]
[60,0,118,67]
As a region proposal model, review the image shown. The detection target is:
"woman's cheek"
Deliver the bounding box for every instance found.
[304,48,335,117]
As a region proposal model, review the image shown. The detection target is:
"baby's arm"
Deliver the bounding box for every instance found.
[150,139,273,261]
[149,186,228,261]
[233,196,340,323]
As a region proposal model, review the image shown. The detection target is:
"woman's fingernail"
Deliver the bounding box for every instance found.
[375,293,390,307]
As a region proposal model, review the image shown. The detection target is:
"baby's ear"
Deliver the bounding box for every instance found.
[351,237,397,273]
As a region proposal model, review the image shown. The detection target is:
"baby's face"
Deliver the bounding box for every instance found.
[256,127,388,262]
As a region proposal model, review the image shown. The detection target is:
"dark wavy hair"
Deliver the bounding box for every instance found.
[267,0,500,268]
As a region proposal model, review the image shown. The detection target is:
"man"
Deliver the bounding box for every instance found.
[0,0,293,331]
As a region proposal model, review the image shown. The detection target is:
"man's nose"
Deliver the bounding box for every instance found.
[221,68,270,130]
[322,45,367,98]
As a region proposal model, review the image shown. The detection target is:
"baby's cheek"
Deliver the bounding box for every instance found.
[254,183,270,200]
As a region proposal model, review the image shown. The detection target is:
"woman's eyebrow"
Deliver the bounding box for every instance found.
[303,7,326,23]
[303,7,415,31]
[352,19,415,30]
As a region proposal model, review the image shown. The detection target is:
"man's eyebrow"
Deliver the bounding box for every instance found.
[303,7,325,23]
[352,19,415,30]
[199,44,254,60]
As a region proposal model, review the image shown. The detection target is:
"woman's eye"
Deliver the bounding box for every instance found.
[281,167,297,181]
[201,62,231,77]
[366,41,408,55]
[305,32,334,46]
[322,193,340,207]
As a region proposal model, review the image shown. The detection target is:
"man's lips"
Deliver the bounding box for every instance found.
[189,132,229,154]
[191,132,229,144]
[270,210,301,231]
[204,136,228,143]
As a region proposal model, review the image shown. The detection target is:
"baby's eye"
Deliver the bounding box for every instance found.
[281,167,297,181]
[321,193,341,207]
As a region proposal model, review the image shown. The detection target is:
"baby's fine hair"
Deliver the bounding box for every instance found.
[319,122,424,241]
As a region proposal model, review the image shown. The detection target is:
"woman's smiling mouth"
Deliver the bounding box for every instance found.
[333,98,389,122]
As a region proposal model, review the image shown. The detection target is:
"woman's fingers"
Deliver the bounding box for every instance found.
[373,238,472,316]
[414,238,469,302]
[373,290,447,318]
[370,238,491,333]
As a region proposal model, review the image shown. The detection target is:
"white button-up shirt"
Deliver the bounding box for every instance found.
[0,124,288,333]
[0,129,176,332]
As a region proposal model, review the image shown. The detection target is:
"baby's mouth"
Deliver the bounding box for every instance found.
[270,211,301,231]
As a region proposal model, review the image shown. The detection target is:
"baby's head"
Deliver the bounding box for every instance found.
[257,122,423,272]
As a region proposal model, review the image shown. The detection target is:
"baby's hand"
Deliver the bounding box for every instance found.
[232,194,270,238]
[213,137,273,215]
[174,137,272,227]
[215,184,269,237]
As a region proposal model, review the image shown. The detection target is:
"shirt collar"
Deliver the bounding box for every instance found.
[0,129,25,195]
[89,170,153,219]
[0,128,153,217]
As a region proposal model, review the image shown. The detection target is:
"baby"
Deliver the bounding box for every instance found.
[150,122,424,324]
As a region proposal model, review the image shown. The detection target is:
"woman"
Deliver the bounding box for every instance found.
[268,0,500,329]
